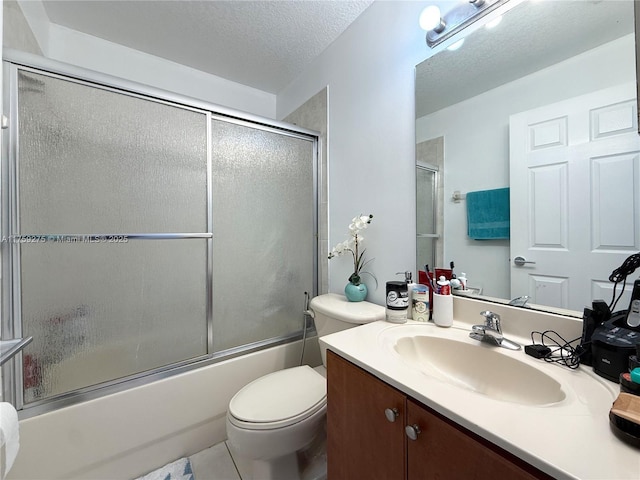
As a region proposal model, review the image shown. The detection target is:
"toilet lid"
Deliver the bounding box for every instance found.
[229,365,326,424]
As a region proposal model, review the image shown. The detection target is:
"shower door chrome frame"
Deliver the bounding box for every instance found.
[1,49,319,417]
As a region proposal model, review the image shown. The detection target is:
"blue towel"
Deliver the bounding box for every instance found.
[466,188,510,240]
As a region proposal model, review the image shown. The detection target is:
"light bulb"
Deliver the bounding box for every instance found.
[419,6,442,31]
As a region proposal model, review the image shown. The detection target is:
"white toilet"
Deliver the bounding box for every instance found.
[226,293,385,480]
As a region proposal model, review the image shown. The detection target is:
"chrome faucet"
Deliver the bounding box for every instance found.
[508,295,531,308]
[469,311,521,350]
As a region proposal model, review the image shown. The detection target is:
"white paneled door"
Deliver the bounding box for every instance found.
[510,83,640,312]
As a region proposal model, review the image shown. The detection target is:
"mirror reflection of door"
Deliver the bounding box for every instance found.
[510,83,639,312]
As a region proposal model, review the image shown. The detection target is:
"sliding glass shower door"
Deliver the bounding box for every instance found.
[13,69,210,405]
[211,118,315,352]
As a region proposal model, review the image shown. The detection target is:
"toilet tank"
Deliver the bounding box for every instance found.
[310,293,386,337]
[310,293,385,365]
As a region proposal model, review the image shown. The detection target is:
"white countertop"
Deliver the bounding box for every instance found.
[319,303,640,480]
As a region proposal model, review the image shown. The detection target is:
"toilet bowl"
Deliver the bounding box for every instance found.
[226,366,326,479]
[226,293,385,480]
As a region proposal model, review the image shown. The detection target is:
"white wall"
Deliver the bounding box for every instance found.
[12,0,276,118]
[416,34,635,299]
[3,0,41,54]
[277,0,431,306]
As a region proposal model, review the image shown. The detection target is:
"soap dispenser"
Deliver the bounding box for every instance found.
[401,271,416,319]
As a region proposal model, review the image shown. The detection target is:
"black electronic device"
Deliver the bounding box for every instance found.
[591,311,640,382]
[578,300,611,366]
[626,279,640,328]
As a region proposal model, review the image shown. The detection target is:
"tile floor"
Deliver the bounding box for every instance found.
[189,441,250,480]
[187,435,327,480]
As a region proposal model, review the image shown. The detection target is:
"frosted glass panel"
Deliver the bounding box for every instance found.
[7,62,317,412]
[416,168,436,235]
[17,70,207,234]
[417,237,436,274]
[211,119,315,351]
[20,240,208,403]
[14,68,210,405]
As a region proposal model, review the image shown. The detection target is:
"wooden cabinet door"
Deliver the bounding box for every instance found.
[327,350,406,480]
[406,399,551,480]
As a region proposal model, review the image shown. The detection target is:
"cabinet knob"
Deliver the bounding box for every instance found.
[405,424,422,440]
[384,407,399,422]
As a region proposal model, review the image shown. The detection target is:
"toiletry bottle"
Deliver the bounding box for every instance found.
[399,271,415,319]
[386,280,408,323]
[437,276,451,296]
[412,284,429,322]
[458,272,467,291]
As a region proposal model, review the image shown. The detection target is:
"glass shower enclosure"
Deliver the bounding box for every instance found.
[1,53,318,415]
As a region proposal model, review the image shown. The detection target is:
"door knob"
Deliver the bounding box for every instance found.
[384,407,399,422]
[405,424,422,440]
[514,256,536,267]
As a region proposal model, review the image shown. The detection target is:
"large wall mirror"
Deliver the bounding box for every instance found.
[416,0,638,316]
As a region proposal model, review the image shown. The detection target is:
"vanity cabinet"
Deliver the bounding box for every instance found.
[327,350,552,480]
[327,349,406,479]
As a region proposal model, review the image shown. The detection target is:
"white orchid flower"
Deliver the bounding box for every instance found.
[328,214,375,287]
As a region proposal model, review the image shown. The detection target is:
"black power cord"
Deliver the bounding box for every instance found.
[609,252,640,312]
[524,254,640,370]
[528,330,585,370]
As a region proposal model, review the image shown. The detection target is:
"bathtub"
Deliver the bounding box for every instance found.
[7,337,321,480]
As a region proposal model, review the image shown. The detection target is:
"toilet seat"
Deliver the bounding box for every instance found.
[228,365,326,431]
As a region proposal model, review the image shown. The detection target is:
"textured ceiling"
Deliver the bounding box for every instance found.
[416,0,635,118]
[41,0,374,94]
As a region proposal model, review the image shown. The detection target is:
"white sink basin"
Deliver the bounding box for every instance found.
[391,333,566,406]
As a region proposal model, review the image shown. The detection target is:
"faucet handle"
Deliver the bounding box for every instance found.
[480,310,501,333]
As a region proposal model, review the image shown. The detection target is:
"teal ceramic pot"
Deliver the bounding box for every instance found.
[344,282,367,302]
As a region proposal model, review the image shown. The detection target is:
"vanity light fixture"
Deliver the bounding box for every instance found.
[421,0,510,48]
